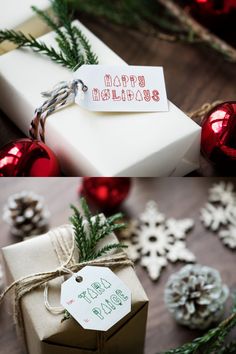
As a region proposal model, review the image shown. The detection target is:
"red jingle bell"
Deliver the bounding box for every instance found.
[80,177,131,211]
[0,139,61,177]
[201,101,236,170]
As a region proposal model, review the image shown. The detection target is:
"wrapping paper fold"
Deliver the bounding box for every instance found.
[2,224,148,354]
[0,20,201,176]
[0,0,51,54]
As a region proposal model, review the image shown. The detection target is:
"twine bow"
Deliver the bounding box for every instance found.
[29,79,88,143]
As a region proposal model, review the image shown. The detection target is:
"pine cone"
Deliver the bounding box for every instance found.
[164,264,229,329]
[3,191,50,238]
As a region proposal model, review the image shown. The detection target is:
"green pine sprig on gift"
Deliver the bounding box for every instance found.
[0,0,98,71]
[70,198,127,263]
[0,30,71,67]
[162,294,236,354]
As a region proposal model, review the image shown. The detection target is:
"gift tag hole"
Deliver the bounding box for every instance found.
[76,276,83,283]
[149,236,157,242]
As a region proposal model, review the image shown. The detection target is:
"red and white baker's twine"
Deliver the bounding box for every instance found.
[29,79,88,142]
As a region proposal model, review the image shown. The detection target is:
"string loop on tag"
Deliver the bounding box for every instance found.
[29,79,88,143]
[44,282,65,315]
[44,265,76,315]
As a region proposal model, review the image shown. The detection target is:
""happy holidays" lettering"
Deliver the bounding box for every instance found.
[91,74,160,103]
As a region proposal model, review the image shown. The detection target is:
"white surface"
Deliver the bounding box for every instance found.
[0,0,49,29]
[61,266,131,331]
[0,20,201,176]
[75,65,169,112]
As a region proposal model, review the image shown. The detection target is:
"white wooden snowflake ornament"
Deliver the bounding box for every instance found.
[122,201,195,281]
[208,181,236,205]
[200,203,228,231]
[201,181,236,249]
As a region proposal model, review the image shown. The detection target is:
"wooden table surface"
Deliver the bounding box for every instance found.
[0,177,235,354]
[1,16,236,176]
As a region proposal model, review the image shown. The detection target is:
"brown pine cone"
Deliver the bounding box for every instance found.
[3,191,50,238]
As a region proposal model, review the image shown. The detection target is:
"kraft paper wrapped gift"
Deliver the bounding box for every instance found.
[2,224,148,354]
[0,0,50,54]
[0,20,201,176]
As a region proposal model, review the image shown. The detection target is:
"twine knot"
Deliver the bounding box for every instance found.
[29,79,88,142]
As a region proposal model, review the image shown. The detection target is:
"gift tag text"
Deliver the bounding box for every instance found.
[61,266,131,331]
[74,65,169,112]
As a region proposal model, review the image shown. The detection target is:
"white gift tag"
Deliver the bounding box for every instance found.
[74,65,169,112]
[61,266,131,331]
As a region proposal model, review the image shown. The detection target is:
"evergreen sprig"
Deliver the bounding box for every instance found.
[0,29,71,68]
[70,0,188,39]
[0,0,98,71]
[163,294,236,354]
[70,198,126,263]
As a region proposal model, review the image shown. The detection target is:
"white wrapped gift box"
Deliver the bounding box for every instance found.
[0,20,201,176]
[0,0,50,54]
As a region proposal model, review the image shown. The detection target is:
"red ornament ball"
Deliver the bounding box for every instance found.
[0,139,61,177]
[81,177,131,211]
[192,0,236,15]
[201,101,236,168]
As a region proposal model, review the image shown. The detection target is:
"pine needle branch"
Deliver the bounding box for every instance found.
[73,27,98,67]
[70,205,87,261]
[0,30,72,69]
[31,5,77,65]
[51,0,81,65]
[31,5,60,34]
[70,199,126,263]
[70,0,187,39]
[0,0,98,70]
[51,0,74,27]
[93,243,127,259]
